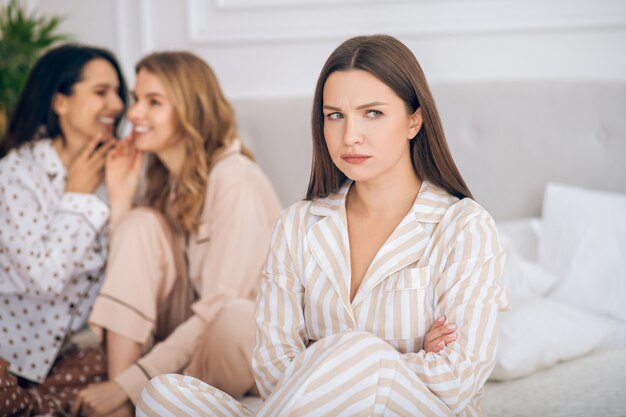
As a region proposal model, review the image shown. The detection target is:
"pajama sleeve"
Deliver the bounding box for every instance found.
[252,215,308,399]
[400,205,509,414]
[0,174,109,296]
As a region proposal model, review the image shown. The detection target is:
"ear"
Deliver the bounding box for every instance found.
[52,92,68,116]
[408,107,423,140]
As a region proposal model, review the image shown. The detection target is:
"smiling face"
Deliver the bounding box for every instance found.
[128,68,182,156]
[53,58,124,141]
[322,69,422,184]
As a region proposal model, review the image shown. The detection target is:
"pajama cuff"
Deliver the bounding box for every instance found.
[115,363,151,404]
[58,192,110,233]
[89,293,154,346]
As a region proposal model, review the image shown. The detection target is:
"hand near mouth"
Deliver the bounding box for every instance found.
[105,134,144,228]
[66,133,116,194]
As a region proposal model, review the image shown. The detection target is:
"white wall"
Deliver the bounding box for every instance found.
[21,0,626,101]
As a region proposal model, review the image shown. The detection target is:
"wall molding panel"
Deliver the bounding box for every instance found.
[187,0,626,44]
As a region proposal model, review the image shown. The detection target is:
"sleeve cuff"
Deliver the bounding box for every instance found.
[58,192,110,232]
[114,363,151,404]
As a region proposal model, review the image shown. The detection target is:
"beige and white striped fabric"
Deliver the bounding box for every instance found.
[137,180,509,417]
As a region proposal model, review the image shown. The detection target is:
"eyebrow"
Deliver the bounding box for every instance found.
[93,82,119,89]
[131,92,166,99]
[323,101,388,111]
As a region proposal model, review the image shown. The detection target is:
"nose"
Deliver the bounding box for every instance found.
[109,91,124,114]
[342,115,363,146]
[127,100,142,123]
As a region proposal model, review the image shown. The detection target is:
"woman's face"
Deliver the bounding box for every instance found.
[128,68,182,155]
[322,69,422,184]
[54,58,124,141]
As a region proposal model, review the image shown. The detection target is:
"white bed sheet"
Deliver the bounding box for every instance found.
[241,345,626,416]
[606,322,626,349]
[482,347,626,417]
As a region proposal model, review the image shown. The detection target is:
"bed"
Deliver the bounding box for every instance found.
[232,80,626,416]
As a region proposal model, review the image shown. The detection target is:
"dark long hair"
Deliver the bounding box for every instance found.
[306,34,472,201]
[0,44,128,157]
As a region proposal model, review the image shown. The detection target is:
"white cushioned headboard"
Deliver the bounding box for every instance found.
[234,81,626,220]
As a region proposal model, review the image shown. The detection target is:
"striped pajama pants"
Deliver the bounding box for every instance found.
[136,331,455,416]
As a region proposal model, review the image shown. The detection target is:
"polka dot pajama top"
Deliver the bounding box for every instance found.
[0,139,109,383]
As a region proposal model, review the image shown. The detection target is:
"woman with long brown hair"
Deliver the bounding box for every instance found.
[72,51,281,417]
[138,35,508,417]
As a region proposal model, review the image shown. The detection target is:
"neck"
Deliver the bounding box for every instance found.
[156,141,187,178]
[347,154,421,218]
[53,133,88,169]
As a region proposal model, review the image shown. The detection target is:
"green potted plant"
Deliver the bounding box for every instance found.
[0,0,69,135]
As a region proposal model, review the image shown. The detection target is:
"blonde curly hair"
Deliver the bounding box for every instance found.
[136,51,252,234]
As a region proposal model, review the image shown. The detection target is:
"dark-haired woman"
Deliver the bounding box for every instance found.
[0,44,140,416]
[138,34,509,417]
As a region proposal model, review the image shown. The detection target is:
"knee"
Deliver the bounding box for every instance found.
[204,299,256,354]
[138,374,181,411]
[113,207,168,239]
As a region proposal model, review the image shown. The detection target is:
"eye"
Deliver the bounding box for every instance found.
[326,112,343,120]
[95,89,107,97]
[149,99,161,107]
[365,110,382,118]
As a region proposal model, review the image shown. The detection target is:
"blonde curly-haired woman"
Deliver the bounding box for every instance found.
[72,52,281,417]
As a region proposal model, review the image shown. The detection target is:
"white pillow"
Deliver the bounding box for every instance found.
[498,234,559,300]
[490,296,616,380]
[497,217,542,261]
[539,183,626,322]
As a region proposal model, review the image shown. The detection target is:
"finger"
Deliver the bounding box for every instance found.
[427,329,458,352]
[433,316,446,327]
[131,150,144,172]
[88,157,107,176]
[80,133,106,160]
[425,338,445,353]
[424,319,448,344]
[90,138,117,161]
[443,332,457,343]
[70,393,83,417]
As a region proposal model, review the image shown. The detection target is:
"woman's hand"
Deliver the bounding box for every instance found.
[105,135,143,202]
[71,380,130,417]
[65,134,116,194]
[424,316,457,353]
[105,135,143,228]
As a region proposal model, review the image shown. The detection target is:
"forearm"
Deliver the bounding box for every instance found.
[1,192,109,294]
[108,197,133,231]
[114,315,206,403]
[106,329,143,379]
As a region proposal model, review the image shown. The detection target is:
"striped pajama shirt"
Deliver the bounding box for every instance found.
[137,180,509,416]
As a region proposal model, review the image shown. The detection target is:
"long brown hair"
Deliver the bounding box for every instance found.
[136,51,252,234]
[306,34,472,201]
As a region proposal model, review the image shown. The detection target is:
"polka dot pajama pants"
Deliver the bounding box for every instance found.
[0,346,106,416]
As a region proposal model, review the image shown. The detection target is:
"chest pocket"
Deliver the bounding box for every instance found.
[374,267,433,350]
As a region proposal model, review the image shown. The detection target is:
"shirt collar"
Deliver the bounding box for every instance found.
[309,179,457,224]
[210,138,242,166]
[32,139,66,182]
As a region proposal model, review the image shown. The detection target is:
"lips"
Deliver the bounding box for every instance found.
[341,154,371,164]
[133,125,150,133]
[98,116,115,126]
